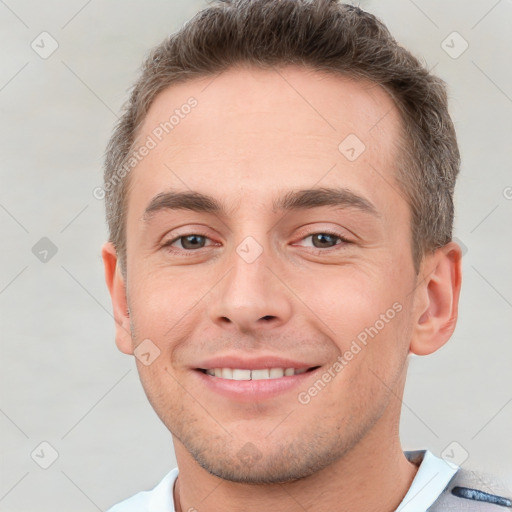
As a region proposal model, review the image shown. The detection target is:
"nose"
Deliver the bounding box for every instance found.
[207,242,294,334]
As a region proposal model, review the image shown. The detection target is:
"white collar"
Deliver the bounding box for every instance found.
[396,449,459,512]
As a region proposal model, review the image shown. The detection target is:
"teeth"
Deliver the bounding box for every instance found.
[221,368,233,379]
[251,369,269,380]
[269,368,284,378]
[232,369,251,380]
[203,367,310,380]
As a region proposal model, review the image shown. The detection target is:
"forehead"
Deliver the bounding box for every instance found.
[128,65,404,218]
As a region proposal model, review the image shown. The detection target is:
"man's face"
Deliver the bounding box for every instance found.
[121,66,421,482]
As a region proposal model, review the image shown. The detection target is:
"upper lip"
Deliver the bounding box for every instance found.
[194,354,321,370]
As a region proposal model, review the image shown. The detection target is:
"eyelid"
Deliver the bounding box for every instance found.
[161,228,352,254]
[292,229,352,249]
[159,224,216,245]
[162,231,216,249]
[292,223,354,243]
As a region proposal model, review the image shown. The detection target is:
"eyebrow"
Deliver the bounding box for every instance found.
[142,186,379,221]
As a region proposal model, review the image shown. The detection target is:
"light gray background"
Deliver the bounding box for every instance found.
[1,1,511,510]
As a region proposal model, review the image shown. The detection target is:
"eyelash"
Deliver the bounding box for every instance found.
[161,230,352,255]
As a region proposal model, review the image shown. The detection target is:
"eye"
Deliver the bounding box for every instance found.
[162,233,214,251]
[296,231,351,250]
[161,230,351,254]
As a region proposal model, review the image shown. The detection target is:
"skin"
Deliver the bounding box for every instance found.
[103,65,462,512]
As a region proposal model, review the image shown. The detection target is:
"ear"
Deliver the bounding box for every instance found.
[101,241,134,355]
[409,241,462,356]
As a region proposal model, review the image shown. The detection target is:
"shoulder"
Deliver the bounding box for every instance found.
[428,467,512,511]
[105,468,179,512]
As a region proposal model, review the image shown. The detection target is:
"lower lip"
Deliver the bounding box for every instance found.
[193,368,321,402]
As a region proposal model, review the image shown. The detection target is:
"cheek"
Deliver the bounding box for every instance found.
[300,266,405,344]
[127,269,209,340]
[299,266,414,390]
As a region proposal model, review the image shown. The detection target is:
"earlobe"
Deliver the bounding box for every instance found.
[101,242,134,355]
[409,241,462,356]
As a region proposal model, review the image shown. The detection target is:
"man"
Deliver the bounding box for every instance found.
[101,1,511,510]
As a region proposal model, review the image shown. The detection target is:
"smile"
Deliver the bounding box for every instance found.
[199,367,319,380]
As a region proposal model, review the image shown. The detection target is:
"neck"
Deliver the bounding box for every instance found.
[172,425,419,512]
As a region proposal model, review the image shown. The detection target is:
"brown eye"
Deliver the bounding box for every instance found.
[293,230,352,252]
[310,233,340,249]
[175,234,206,250]
[163,234,211,251]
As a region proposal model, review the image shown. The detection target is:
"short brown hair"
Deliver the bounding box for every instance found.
[103,0,460,274]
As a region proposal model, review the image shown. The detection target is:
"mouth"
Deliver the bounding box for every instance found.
[192,354,324,402]
[196,366,321,380]
[193,364,323,402]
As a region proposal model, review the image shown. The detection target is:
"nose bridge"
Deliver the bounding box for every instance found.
[208,232,293,332]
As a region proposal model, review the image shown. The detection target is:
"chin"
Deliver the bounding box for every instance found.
[186,435,348,485]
